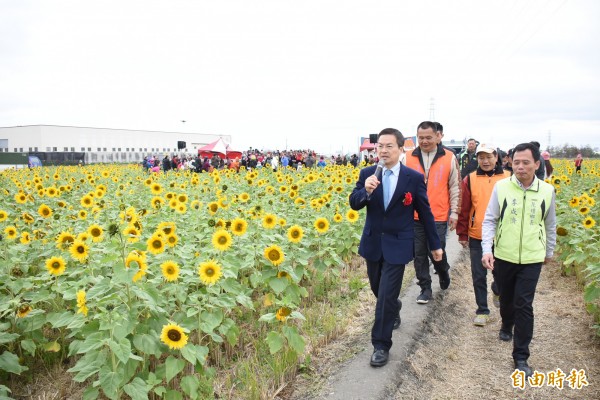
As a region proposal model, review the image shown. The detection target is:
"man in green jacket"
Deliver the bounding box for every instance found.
[481,142,556,378]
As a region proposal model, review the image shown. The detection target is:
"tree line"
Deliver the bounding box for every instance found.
[545,144,598,158]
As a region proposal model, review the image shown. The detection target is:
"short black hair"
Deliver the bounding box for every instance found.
[417,121,438,132]
[513,142,540,162]
[530,141,541,149]
[378,128,405,147]
[467,138,477,143]
[433,122,443,133]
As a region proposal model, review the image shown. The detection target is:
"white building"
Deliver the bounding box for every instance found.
[0,125,232,164]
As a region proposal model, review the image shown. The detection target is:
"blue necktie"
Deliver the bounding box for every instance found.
[383,169,392,209]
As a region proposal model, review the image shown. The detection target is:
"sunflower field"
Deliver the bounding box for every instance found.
[0,164,364,399]
[548,158,600,335]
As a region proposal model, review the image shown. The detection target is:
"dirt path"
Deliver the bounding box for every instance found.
[392,258,600,400]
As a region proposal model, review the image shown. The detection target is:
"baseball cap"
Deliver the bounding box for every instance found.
[476,143,496,154]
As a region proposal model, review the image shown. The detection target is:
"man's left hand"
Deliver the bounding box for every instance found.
[448,217,457,231]
[544,257,552,265]
[431,249,443,262]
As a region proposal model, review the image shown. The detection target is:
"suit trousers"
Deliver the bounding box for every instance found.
[494,258,542,361]
[414,221,449,291]
[366,258,406,351]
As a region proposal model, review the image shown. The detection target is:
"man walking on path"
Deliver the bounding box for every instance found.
[350,128,442,368]
[459,138,479,178]
[457,143,510,326]
[405,121,460,304]
[482,142,557,378]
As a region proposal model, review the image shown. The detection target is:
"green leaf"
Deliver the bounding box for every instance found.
[108,338,131,365]
[180,344,197,365]
[266,331,284,354]
[269,277,288,294]
[0,332,19,345]
[0,351,28,374]
[180,376,200,400]
[153,386,167,396]
[283,325,306,354]
[20,339,36,356]
[82,385,99,400]
[259,313,276,323]
[68,350,107,382]
[165,355,186,383]
[123,377,149,400]
[199,309,223,333]
[133,334,161,357]
[46,311,76,328]
[165,390,183,400]
[99,367,121,399]
[77,332,106,354]
[584,282,600,303]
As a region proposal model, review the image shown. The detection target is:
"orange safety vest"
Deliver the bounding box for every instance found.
[406,146,454,221]
[466,169,511,239]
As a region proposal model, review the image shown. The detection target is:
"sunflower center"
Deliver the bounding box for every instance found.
[152,240,162,249]
[268,250,281,261]
[167,329,182,341]
[291,230,299,238]
[52,262,60,269]
[318,222,325,229]
[77,246,85,254]
[218,236,227,245]
[91,229,101,236]
[206,267,214,277]
[235,224,243,231]
[166,266,175,274]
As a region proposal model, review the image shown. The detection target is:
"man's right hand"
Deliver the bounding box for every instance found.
[482,253,495,270]
[365,175,380,195]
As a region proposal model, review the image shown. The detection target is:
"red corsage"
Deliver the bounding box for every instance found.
[403,192,413,206]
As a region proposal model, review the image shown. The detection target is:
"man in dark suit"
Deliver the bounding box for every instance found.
[350,128,443,367]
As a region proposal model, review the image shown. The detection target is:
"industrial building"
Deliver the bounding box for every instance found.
[0,125,232,165]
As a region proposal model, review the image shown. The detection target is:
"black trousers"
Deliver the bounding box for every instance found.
[469,238,499,315]
[494,258,542,361]
[366,258,406,351]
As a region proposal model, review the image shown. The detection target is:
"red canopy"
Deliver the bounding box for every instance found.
[198,138,241,160]
[360,139,375,151]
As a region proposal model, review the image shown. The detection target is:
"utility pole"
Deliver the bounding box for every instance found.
[429,97,435,121]
[547,130,551,150]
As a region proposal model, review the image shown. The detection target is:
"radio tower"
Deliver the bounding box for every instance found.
[547,130,551,150]
[429,97,435,121]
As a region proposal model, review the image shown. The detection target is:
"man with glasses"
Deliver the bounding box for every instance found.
[405,121,460,304]
[350,128,442,367]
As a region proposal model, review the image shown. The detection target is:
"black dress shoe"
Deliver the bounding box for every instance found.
[370,349,389,367]
[438,269,451,290]
[393,299,402,330]
[499,329,513,342]
[515,360,533,378]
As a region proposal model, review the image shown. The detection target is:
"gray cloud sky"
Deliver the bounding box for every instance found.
[1,0,599,154]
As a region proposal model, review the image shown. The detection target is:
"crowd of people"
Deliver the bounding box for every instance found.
[350,121,557,380]
[141,149,362,173]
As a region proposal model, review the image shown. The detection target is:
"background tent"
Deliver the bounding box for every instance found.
[198,138,228,159]
[359,138,375,151]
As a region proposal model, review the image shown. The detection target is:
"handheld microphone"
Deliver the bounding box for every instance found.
[373,160,385,180]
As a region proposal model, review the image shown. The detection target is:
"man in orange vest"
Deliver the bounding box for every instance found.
[405,121,460,303]
[457,143,511,326]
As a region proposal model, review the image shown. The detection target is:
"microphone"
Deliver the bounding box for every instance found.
[373,160,385,180]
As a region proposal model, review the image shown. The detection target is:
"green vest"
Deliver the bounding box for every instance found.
[493,176,554,264]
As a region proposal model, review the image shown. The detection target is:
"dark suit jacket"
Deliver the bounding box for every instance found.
[349,164,441,265]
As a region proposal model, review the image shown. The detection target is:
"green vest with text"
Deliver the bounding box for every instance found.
[493,176,554,264]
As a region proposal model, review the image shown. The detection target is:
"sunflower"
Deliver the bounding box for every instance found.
[123,226,141,243]
[212,229,233,251]
[583,217,596,229]
[4,226,18,240]
[177,193,188,203]
[20,232,31,244]
[198,260,223,285]
[17,304,32,318]
[287,225,303,243]
[56,231,75,249]
[262,214,277,229]
[569,197,580,207]
[277,271,291,280]
[22,212,35,224]
[151,183,163,195]
[78,210,88,220]
[45,256,66,276]
[132,261,148,282]
[151,196,165,209]
[314,217,330,233]
[275,307,292,322]
[161,260,180,282]
[14,193,27,204]
[333,213,343,223]
[0,210,8,222]
[157,221,176,236]
[80,195,94,208]
[239,192,250,202]
[556,226,568,236]
[294,197,306,207]
[76,290,88,316]
[165,233,179,248]
[231,218,248,236]
[579,206,590,215]
[176,204,187,214]
[208,201,219,215]
[190,200,202,210]
[346,209,359,223]
[160,323,188,350]
[46,186,59,197]
[264,245,285,266]
[147,234,166,255]
[69,240,89,262]
[87,224,104,242]
[125,250,147,269]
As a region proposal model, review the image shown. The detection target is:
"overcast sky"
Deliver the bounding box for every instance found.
[1,0,599,154]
